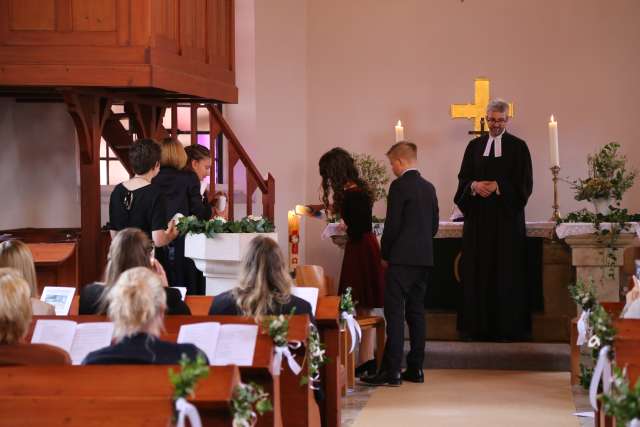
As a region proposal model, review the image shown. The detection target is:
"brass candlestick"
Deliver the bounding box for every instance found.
[550,165,562,222]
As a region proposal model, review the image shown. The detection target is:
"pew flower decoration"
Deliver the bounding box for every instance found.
[340,287,362,353]
[168,354,210,426]
[177,215,275,237]
[301,323,328,389]
[569,279,598,312]
[588,304,616,359]
[232,382,273,427]
[601,367,640,427]
[264,311,302,376]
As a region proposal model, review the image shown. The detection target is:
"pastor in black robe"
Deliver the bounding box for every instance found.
[454,131,533,341]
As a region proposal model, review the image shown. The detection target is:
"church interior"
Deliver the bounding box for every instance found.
[1,0,639,426]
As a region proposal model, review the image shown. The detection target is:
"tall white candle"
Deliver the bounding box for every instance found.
[395,120,404,142]
[548,115,560,167]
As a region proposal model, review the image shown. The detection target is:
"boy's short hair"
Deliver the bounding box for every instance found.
[386,141,417,161]
[129,139,161,175]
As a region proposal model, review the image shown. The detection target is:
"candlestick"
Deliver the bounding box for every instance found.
[550,166,562,223]
[288,210,300,273]
[548,115,560,167]
[395,120,404,142]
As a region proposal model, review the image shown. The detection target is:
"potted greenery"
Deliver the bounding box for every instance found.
[572,143,636,215]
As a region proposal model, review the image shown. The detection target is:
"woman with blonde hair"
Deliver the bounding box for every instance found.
[0,240,55,315]
[208,235,313,319]
[83,267,206,365]
[0,268,70,365]
[79,228,190,315]
[154,138,213,294]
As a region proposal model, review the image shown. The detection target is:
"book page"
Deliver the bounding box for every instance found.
[292,286,319,315]
[40,286,76,315]
[69,322,114,365]
[177,322,221,364]
[214,324,258,366]
[31,319,77,354]
[171,287,187,301]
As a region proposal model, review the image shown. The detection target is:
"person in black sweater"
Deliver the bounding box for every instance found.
[79,228,190,315]
[363,142,439,386]
[153,139,213,294]
[108,138,179,271]
[83,267,205,365]
[209,235,314,322]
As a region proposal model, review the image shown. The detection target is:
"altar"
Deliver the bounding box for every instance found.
[426,221,575,342]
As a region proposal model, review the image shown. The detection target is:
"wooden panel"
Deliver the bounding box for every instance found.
[72,0,116,32]
[0,64,151,86]
[179,0,206,61]
[0,46,146,64]
[207,0,232,70]
[8,0,55,31]
[152,0,178,51]
[129,0,150,46]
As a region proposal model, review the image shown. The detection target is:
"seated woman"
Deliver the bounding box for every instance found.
[209,235,313,321]
[0,240,55,315]
[80,228,190,315]
[83,267,206,365]
[0,268,70,365]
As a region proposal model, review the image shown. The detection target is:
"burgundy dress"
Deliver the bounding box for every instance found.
[339,188,385,308]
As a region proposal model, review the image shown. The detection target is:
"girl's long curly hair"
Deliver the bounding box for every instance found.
[318,147,371,215]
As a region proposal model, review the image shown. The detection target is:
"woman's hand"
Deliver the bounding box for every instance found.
[150,258,169,287]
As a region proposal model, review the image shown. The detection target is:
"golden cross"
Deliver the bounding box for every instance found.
[450,77,514,132]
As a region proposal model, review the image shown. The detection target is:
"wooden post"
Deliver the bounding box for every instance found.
[63,91,112,285]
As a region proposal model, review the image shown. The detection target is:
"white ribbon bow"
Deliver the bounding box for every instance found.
[577,309,591,346]
[629,419,640,427]
[341,312,362,354]
[589,345,612,410]
[272,341,302,376]
[175,397,202,427]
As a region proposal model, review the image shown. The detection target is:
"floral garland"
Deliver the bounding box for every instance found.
[177,215,275,237]
[301,323,328,389]
[264,312,290,348]
[168,353,210,400]
[231,382,273,427]
[339,287,357,316]
[569,279,598,312]
[601,368,640,426]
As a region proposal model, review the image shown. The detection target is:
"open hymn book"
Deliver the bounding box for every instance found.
[31,320,114,365]
[177,323,258,366]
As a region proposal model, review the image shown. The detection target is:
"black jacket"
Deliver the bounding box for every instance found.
[209,290,315,323]
[153,166,212,221]
[79,283,191,315]
[82,332,206,365]
[381,170,439,266]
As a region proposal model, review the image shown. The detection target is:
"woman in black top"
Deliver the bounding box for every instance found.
[79,228,190,315]
[153,140,212,294]
[108,138,178,269]
[83,267,204,365]
[209,235,314,323]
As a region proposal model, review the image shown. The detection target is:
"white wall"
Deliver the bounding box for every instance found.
[0,99,80,229]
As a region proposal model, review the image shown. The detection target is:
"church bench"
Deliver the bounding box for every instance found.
[28,314,320,427]
[0,365,239,427]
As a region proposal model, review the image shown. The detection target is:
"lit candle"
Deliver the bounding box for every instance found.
[548,115,560,167]
[395,120,404,142]
[288,210,300,273]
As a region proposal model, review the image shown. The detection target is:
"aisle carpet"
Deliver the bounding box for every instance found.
[351,370,578,427]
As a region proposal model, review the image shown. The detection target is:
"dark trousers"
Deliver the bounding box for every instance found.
[382,264,429,374]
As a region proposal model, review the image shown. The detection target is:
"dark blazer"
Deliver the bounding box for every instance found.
[209,290,316,323]
[79,283,191,315]
[381,170,439,266]
[82,332,207,365]
[153,166,212,221]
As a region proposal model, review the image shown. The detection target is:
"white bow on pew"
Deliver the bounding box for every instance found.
[629,419,640,427]
[175,397,203,427]
[589,345,612,410]
[576,309,590,346]
[272,341,302,376]
[341,312,362,354]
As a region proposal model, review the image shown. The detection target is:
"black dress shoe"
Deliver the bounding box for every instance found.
[401,368,424,383]
[360,371,402,387]
[355,359,377,378]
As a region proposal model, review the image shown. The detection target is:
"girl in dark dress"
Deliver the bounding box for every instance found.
[153,140,212,294]
[318,147,385,376]
[108,139,178,269]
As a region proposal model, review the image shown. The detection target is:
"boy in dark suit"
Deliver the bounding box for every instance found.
[362,142,439,386]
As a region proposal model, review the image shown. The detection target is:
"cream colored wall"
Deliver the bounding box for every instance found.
[0,99,80,229]
[302,0,640,281]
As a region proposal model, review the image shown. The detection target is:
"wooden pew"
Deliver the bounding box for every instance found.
[184,295,342,427]
[28,314,319,427]
[0,365,239,426]
[28,242,79,293]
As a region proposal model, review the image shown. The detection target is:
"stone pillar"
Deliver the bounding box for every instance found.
[564,234,638,302]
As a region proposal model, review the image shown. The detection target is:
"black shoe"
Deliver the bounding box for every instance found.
[401,368,424,383]
[360,371,402,387]
[355,359,377,378]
